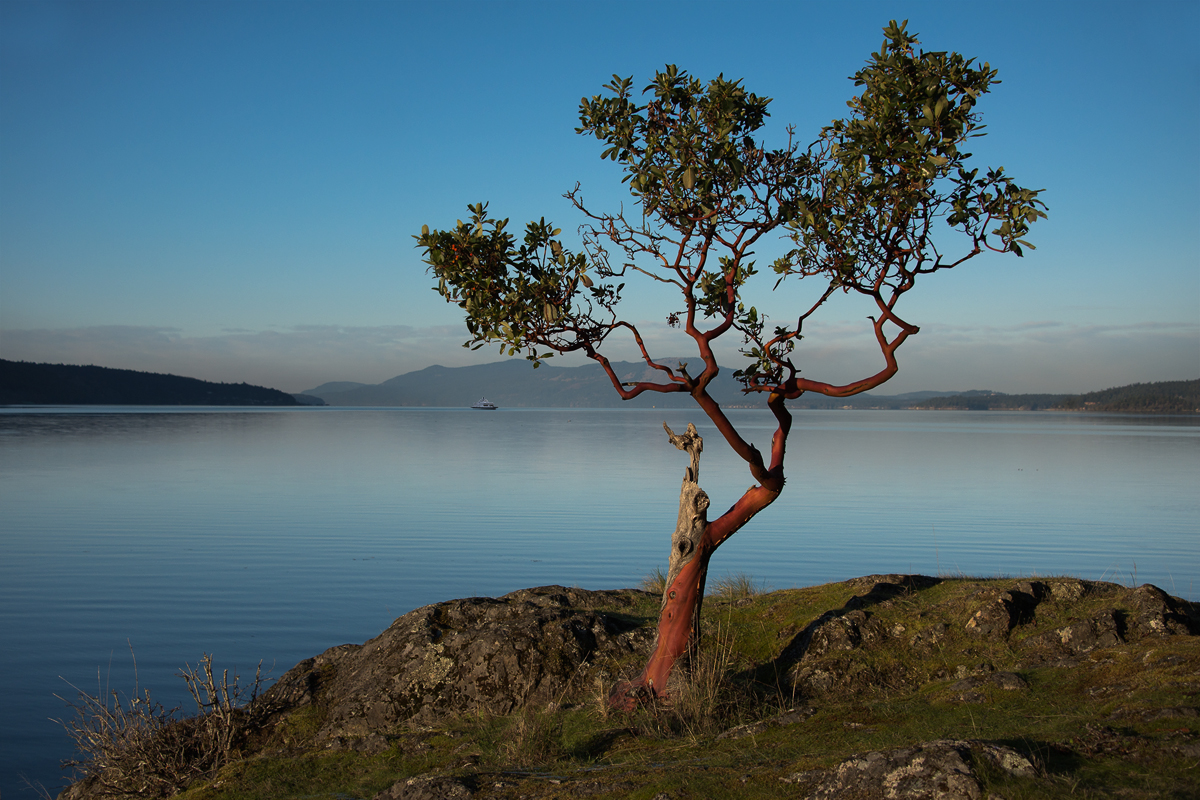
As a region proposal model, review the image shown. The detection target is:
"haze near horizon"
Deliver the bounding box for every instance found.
[2,1,1197,395]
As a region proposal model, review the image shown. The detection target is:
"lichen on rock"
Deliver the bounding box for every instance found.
[254,586,653,748]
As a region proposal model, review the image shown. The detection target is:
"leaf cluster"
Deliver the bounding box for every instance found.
[577,66,811,230]
[415,203,621,366]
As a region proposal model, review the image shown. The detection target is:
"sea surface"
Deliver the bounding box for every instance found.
[1,406,1197,795]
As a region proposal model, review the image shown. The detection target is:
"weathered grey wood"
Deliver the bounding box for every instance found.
[662,422,711,655]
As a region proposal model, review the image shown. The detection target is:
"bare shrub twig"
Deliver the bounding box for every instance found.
[55,649,265,798]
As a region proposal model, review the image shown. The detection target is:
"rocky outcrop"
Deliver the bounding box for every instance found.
[255,586,654,748]
[1125,584,1198,637]
[963,580,1046,639]
[782,740,1039,800]
[776,575,1199,699]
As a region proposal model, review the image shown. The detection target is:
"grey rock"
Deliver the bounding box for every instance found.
[910,622,950,651]
[1047,579,1090,603]
[785,740,1037,799]
[964,583,1045,640]
[1025,609,1125,658]
[1126,585,1197,638]
[1015,583,1197,664]
[775,578,943,697]
[942,679,988,704]
[991,671,1028,691]
[1109,705,1200,723]
[256,586,653,744]
[802,609,890,658]
[324,732,390,753]
[570,779,637,795]
[781,576,941,665]
[777,607,890,690]
[374,774,473,799]
[844,575,942,598]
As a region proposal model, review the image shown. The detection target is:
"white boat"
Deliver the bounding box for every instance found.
[471,397,498,410]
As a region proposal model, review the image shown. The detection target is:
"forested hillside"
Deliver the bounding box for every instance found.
[1058,379,1200,413]
[909,379,1199,413]
[0,360,300,406]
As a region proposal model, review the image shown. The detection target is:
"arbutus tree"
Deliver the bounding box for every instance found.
[416,21,1045,709]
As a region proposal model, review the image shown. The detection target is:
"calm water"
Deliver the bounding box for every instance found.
[2,407,1197,795]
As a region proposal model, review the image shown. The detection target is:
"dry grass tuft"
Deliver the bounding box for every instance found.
[502,705,566,766]
[710,572,767,601]
[640,566,668,595]
[638,620,764,741]
[56,651,264,798]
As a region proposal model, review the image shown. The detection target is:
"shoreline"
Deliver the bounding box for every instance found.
[57,574,1200,800]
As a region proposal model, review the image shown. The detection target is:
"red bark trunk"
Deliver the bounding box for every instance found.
[609,482,781,710]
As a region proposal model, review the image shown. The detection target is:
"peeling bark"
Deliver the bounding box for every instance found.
[663,422,709,601]
[610,423,712,710]
[661,423,712,664]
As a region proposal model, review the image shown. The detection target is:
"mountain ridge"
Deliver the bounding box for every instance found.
[300,359,968,409]
[301,359,1197,412]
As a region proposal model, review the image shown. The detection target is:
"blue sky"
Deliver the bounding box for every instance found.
[1,0,1196,394]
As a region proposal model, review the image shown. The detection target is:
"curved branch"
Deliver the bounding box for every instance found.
[779,313,918,399]
[589,351,691,401]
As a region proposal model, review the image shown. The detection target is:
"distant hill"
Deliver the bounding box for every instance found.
[908,390,1067,411]
[908,379,1200,414]
[304,380,370,395]
[0,360,303,406]
[305,360,735,408]
[300,359,965,409]
[1056,380,1200,413]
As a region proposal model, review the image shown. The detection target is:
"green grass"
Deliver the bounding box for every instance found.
[181,751,406,800]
